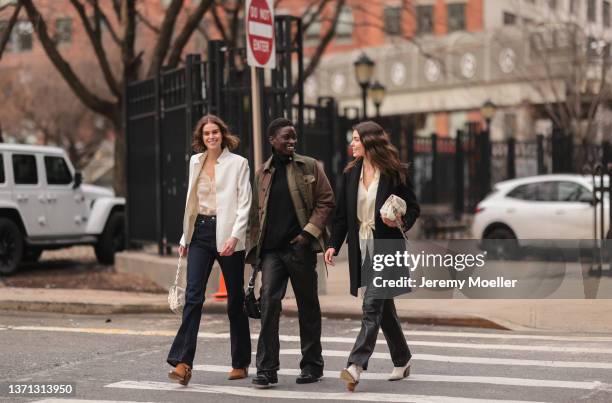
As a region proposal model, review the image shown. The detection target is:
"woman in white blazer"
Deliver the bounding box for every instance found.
[167,114,252,386]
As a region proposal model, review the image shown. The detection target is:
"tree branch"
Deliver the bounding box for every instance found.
[69,0,120,97]
[210,2,229,43]
[303,0,345,81]
[146,0,184,77]
[0,2,22,61]
[301,0,329,34]
[121,0,139,83]
[84,0,122,45]
[166,0,214,68]
[136,9,160,34]
[228,0,243,47]
[20,0,116,118]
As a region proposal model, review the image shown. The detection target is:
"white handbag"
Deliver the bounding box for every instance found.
[168,256,186,314]
[380,194,409,240]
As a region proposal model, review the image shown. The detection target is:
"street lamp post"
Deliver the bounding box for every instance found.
[479,99,496,200]
[369,80,386,118]
[354,52,375,120]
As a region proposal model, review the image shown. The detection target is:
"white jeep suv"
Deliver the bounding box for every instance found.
[0,144,125,275]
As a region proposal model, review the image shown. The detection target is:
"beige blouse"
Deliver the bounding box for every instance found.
[357,165,379,263]
[196,166,217,215]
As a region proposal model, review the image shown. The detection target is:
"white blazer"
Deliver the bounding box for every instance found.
[179,147,252,251]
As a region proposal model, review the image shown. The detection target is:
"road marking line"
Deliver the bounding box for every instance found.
[278,349,612,370]
[10,326,612,354]
[34,400,156,403]
[105,380,545,403]
[194,364,608,390]
[349,328,612,343]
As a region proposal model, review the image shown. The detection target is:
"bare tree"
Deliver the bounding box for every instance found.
[19,0,214,196]
[0,0,22,60]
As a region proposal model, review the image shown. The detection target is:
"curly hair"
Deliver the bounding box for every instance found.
[192,114,240,153]
[345,120,407,185]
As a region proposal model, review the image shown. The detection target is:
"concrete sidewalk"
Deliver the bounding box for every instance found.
[2,253,612,333]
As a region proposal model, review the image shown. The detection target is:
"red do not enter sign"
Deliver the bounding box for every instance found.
[246,0,275,67]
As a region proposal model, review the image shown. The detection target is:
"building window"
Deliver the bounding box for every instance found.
[55,18,72,44]
[588,0,597,22]
[335,6,353,40]
[605,1,611,27]
[569,0,577,14]
[384,6,402,36]
[416,5,434,35]
[503,12,517,26]
[548,0,557,10]
[448,3,466,32]
[160,0,173,8]
[303,9,320,41]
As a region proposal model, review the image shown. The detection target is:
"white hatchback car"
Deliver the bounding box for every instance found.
[472,174,609,243]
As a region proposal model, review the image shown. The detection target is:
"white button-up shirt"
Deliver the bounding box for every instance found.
[357,165,379,264]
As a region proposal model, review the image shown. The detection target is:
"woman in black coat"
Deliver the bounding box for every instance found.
[324,121,420,392]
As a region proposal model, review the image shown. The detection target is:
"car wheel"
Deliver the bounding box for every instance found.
[0,218,24,275]
[483,227,520,260]
[94,212,125,265]
[22,247,43,263]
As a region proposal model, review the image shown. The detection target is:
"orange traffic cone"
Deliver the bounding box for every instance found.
[212,272,228,301]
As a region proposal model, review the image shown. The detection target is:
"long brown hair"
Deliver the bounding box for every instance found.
[344,120,407,185]
[192,114,240,153]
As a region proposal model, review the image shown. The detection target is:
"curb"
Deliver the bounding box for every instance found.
[0,299,510,330]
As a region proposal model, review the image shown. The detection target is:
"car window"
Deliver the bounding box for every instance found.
[557,181,592,202]
[507,183,538,200]
[12,154,38,185]
[44,156,72,185]
[0,154,4,184]
[507,182,557,201]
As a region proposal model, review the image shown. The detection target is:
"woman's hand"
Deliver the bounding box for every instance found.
[382,213,403,228]
[178,245,188,257]
[220,237,239,256]
[324,248,336,266]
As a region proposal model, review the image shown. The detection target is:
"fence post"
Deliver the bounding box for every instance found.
[431,133,438,204]
[479,128,491,201]
[454,130,464,219]
[207,40,225,116]
[407,126,415,182]
[536,134,545,174]
[603,141,611,170]
[154,70,164,255]
[507,136,516,179]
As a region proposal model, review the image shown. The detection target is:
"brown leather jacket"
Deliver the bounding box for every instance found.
[246,153,335,264]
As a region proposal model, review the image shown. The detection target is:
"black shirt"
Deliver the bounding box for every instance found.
[262,153,302,250]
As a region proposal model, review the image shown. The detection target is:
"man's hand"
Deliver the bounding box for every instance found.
[178,245,188,257]
[220,237,239,256]
[290,233,310,246]
[324,248,336,266]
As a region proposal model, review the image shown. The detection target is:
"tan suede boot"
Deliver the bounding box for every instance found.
[168,363,192,386]
[228,367,248,380]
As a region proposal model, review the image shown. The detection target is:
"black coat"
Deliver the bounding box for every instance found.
[329,159,420,297]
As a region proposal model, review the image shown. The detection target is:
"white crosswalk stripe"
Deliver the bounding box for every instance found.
[277,349,612,369]
[193,364,609,390]
[104,380,546,403]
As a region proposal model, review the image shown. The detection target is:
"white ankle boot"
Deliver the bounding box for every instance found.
[340,364,362,391]
[388,362,410,381]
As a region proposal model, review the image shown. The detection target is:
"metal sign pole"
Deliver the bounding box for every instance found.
[251,66,263,169]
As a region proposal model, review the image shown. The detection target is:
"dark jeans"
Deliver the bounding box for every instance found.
[256,243,323,376]
[167,215,251,369]
[347,289,411,371]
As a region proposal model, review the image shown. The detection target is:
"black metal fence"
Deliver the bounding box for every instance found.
[124,16,349,254]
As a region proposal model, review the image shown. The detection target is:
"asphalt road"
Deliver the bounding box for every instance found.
[1,311,611,403]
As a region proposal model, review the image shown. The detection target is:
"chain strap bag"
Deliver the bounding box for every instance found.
[168,256,186,314]
[380,194,409,241]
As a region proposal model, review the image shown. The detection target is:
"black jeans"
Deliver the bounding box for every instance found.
[167,215,251,369]
[347,289,411,371]
[256,243,323,377]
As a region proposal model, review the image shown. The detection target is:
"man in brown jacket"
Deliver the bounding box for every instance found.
[246,117,335,387]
